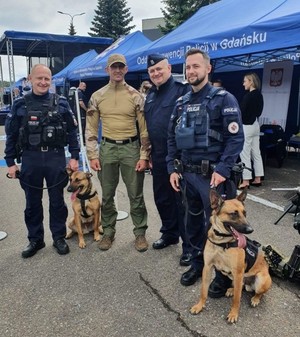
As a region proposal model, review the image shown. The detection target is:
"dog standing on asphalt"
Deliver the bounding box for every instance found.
[66,168,102,248]
[190,189,272,323]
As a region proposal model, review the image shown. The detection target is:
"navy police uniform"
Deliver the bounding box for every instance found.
[144,72,190,252]
[167,83,244,273]
[4,92,79,243]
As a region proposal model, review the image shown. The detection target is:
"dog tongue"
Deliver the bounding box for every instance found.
[231,228,247,248]
[71,190,79,202]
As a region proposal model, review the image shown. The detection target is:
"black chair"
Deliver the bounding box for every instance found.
[260,124,287,168]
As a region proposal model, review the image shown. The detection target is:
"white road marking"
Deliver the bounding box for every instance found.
[246,193,284,211]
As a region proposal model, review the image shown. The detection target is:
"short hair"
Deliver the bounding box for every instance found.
[185,48,210,63]
[245,72,261,90]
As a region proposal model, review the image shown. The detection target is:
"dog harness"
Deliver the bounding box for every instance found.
[77,191,98,219]
[209,228,260,272]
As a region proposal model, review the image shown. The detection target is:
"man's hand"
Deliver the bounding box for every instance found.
[7,164,20,179]
[90,158,101,171]
[135,159,149,172]
[68,159,79,172]
[210,171,226,188]
[170,172,181,192]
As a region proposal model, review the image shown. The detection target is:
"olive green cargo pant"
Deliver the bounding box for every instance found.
[98,139,148,238]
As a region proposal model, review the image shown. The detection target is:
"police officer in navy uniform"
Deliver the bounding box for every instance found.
[167,49,244,293]
[144,54,192,266]
[5,64,80,258]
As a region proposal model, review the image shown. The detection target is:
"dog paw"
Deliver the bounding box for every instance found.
[65,232,73,239]
[94,234,101,242]
[227,311,238,323]
[190,303,204,315]
[225,288,234,297]
[245,284,252,292]
[79,242,86,249]
[251,295,261,307]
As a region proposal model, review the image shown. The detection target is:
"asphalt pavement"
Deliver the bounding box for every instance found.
[0,125,299,337]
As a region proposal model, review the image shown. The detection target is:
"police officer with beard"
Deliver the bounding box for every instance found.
[167,49,244,293]
[144,54,192,266]
[5,64,79,258]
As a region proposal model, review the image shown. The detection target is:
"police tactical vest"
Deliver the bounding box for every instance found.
[175,87,224,151]
[19,93,67,148]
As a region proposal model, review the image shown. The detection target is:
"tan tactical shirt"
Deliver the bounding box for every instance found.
[86,80,151,160]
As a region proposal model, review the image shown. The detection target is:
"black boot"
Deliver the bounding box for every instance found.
[208,270,232,298]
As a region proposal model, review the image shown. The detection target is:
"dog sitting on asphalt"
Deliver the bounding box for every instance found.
[66,168,102,248]
[190,188,272,323]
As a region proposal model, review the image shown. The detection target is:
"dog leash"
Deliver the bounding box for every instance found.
[6,170,68,190]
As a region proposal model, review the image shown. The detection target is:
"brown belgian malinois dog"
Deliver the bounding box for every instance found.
[66,168,102,248]
[190,189,272,323]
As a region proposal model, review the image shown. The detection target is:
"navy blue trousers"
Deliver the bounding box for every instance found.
[152,163,190,253]
[19,148,69,242]
[181,172,212,271]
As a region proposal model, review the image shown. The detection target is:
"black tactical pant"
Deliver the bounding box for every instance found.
[19,148,68,242]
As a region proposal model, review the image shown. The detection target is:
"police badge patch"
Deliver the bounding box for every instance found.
[228,122,239,134]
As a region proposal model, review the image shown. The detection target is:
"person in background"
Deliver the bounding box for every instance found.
[238,72,264,188]
[13,87,21,99]
[212,79,224,89]
[4,64,79,258]
[85,53,151,252]
[139,80,152,98]
[144,53,192,266]
[167,49,244,290]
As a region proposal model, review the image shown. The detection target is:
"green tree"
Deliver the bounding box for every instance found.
[89,0,135,40]
[69,23,76,36]
[160,0,220,34]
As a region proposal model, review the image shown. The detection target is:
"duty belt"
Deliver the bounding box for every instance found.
[183,160,214,176]
[102,135,138,145]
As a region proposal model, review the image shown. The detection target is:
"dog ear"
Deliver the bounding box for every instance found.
[210,189,223,210]
[66,167,73,176]
[237,188,247,203]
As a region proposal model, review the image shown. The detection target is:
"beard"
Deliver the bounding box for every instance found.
[188,75,206,86]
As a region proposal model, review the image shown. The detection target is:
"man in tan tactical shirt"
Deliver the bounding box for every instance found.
[85,53,151,252]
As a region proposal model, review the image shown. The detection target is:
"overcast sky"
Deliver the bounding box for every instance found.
[0,0,164,81]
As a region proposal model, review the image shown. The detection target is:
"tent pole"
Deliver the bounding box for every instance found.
[0,57,4,106]
[74,88,90,172]
[297,78,300,129]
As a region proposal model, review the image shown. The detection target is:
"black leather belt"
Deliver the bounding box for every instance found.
[102,135,138,145]
[27,146,63,152]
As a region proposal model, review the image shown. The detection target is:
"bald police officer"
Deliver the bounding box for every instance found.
[167,49,244,291]
[5,64,79,258]
[144,54,192,266]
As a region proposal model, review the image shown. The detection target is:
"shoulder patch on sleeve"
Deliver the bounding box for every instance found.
[228,122,239,134]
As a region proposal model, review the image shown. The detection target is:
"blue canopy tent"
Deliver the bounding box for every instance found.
[52,50,98,86]
[67,31,151,81]
[125,0,300,73]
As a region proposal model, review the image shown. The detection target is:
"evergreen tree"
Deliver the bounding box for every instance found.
[89,0,135,40]
[160,0,219,34]
[69,23,76,36]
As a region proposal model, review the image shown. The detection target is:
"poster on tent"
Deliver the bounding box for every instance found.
[260,60,293,130]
